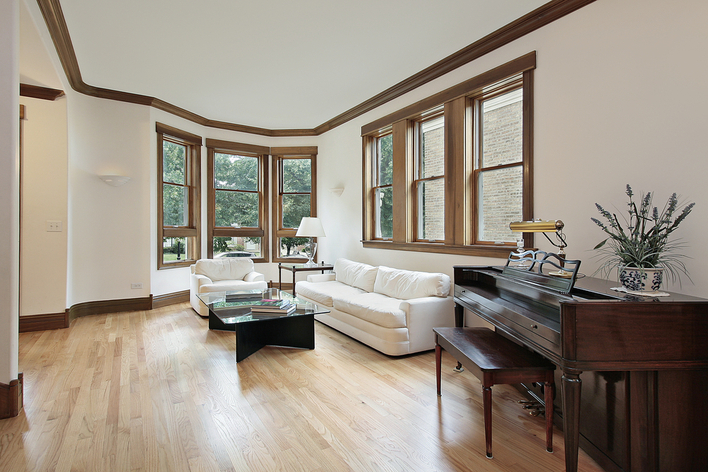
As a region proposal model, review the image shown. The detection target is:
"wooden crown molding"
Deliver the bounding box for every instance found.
[37,0,595,137]
[20,83,65,100]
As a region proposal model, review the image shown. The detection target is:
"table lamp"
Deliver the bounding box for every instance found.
[296,217,326,267]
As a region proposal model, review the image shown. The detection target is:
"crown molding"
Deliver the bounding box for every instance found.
[20,83,65,100]
[36,0,595,137]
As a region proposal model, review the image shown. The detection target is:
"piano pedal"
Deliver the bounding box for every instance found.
[518,400,546,417]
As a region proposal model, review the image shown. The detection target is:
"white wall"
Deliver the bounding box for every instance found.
[0,0,20,384]
[316,0,708,297]
[66,92,152,305]
[19,96,68,315]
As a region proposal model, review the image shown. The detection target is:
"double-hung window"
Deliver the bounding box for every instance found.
[473,87,524,245]
[157,123,201,269]
[414,112,445,242]
[206,139,269,263]
[361,52,535,257]
[271,147,318,262]
[372,131,393,239]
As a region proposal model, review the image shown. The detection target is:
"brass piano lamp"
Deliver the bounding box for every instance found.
[509,219,570,277]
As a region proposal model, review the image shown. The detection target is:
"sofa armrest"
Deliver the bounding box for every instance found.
[191,273,213,291]
[243,271,266,282]
[399,296,455,352]
[306,273,336,283]
[189,273,213,316]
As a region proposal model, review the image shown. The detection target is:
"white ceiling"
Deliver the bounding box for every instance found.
[58,0,548,130]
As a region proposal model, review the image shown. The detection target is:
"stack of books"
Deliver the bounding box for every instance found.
[250,299,296,315]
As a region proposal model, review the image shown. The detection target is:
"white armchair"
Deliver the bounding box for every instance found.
[189,258,268,317]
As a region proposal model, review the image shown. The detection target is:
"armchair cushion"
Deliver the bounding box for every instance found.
[194,258,256,281]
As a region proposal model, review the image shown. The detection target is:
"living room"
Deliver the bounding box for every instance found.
[2,0,708,470]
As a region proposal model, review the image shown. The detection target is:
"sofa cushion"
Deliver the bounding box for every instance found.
[296,280,366,307]
[334,258,378,292]
[333,292,407,329]
[195,258,254,282]
[373,265,451,300]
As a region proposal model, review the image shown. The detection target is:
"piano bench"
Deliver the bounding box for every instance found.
[433,327,555,459]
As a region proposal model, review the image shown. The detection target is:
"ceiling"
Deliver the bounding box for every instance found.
[55,0,549,130]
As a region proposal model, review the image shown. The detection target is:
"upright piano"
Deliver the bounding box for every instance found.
[453,262,708,472]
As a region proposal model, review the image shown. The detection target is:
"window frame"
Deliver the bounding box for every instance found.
[361,52,535,257]
[470,84,525,246]
[370,128,394,240]
[206,139,269,263]
[156,122,202,270]
[412,110,445,243]
[271,147,318,263]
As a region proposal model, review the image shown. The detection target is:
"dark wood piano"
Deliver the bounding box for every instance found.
[453,260,708,472]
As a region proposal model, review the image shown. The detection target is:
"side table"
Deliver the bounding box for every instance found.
[278,262,334,297]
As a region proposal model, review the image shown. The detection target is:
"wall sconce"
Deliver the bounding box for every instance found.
[328,187,344,197]
[98,174,131,187]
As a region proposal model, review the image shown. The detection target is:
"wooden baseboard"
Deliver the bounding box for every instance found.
[19,311,69,332]
[0,373,23,419]
[152,290,190,308]
[68,295,153,322]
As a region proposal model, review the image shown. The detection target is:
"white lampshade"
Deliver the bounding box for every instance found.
[296,217,326,237]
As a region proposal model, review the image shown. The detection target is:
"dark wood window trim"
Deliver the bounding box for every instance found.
[206,139,270,263]
[362,53,535,258]
[157,123,202,269]
[271,147,318,263]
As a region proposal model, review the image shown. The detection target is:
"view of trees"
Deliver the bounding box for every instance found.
[281,158,312,228]
[214,153,259,228]
[377,134,393,238]
[279,158,313,257]
[162,140,188,226]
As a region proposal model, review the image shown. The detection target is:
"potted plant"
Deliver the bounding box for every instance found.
[591,184,695,292]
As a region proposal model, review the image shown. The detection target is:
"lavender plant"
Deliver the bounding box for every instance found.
[591,185,695,284]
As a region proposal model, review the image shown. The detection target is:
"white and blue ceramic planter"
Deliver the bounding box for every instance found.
[619,267,664,292]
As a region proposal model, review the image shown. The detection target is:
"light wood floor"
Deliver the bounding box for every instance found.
[0,303,605,471]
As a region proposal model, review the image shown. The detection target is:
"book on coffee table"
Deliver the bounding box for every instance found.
[250,299,294,314]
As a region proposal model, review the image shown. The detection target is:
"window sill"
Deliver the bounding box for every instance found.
[158,259,197,270]
[361,240,515,258]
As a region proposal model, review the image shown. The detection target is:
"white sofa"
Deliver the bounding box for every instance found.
[190,258,268,317]
[295,258,455,356]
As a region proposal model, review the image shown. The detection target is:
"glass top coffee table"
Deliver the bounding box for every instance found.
[196,288,330,362]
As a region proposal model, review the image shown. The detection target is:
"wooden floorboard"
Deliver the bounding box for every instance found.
[0,303,605,471]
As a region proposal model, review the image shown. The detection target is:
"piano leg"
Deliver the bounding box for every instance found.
[454,303,465,372]
[562,370,582,472]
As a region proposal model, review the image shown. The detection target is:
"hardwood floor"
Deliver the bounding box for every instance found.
[0,303,604,471]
